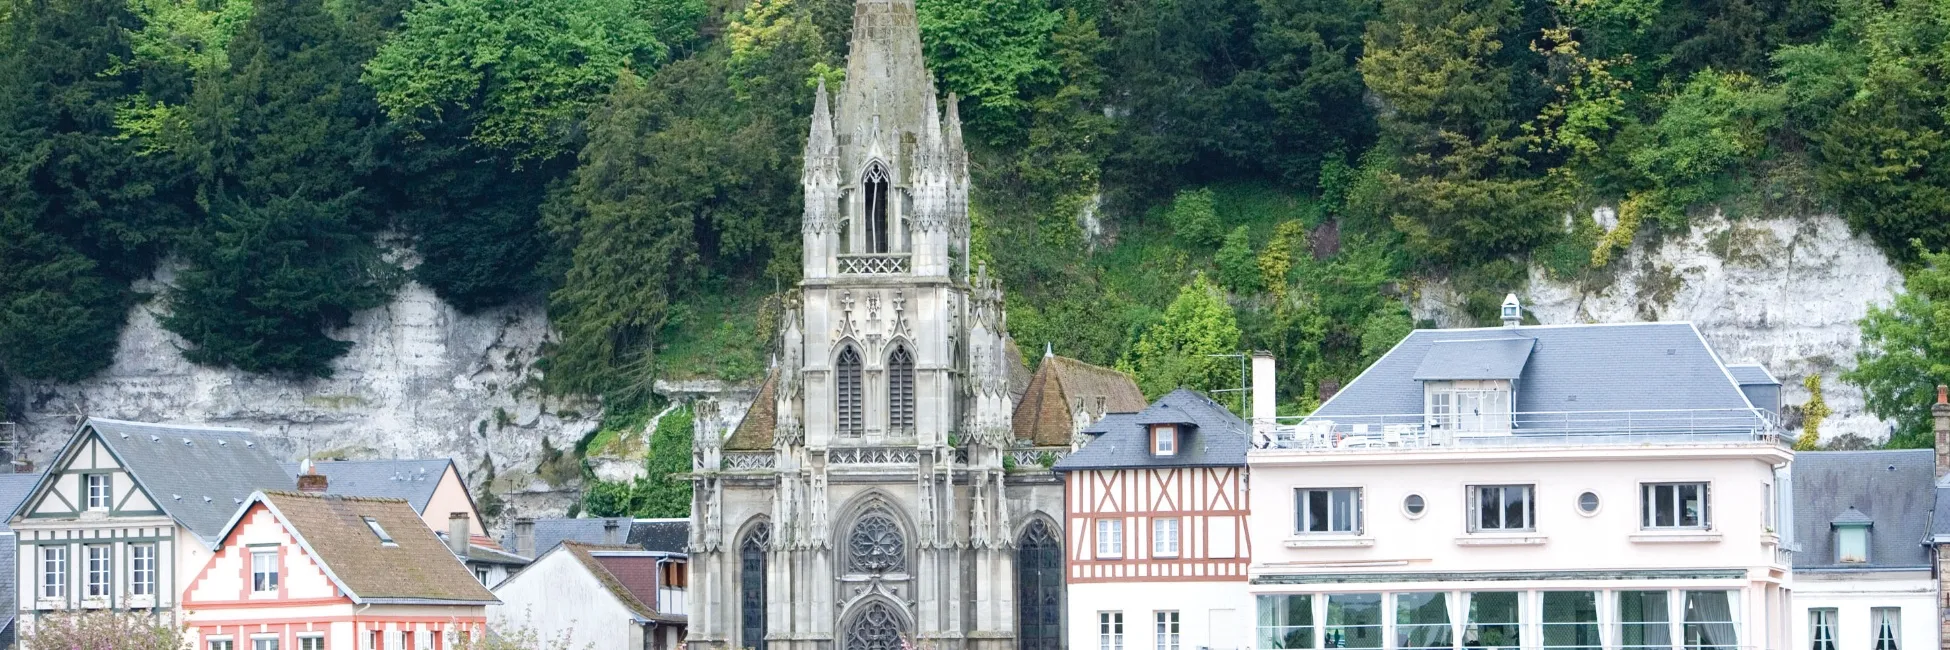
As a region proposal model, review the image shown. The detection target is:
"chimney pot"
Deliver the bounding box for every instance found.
[603,518,622,545]
[296,464,328,493]
[448,512,471,558]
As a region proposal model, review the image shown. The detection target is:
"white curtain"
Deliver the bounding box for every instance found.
[1810,609,1836,650]
[1873,608,1901,650]
[1682,591,1737,650]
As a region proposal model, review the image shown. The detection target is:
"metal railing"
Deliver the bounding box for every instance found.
[837,253,911,275]
[1260,408,1779,451]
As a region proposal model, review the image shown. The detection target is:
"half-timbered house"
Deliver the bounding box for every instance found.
[1054,389,1253,650]
[9,418,292,631]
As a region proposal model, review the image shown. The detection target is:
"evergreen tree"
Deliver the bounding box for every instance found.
[915,0,1059,142]
[0,0,196,380]
[164,0,404,377]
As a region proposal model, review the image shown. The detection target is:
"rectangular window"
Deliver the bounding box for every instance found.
[1681,591,1738,650]
[299,637,325,650]
[130,543,157,597]
[1642,483,1709,529]
[1153,426,1177,456]
[1809,608,1837,650]
[209,640,234,650]
[1325,593,1383,649]
[1156,611,1181,650]
[1619,591,1672,650]
[85,474,110,510]
[252,637,279,650]
[1469,485,1535,532]
[1296,488,1363,534]
[41,546,67,599]
[84,544,110,598]
[1541,592,1600,650]
[1153,518,1180,557]
[1097,519,1124,558]
[1100,612,1125,650]
[1872,607,1900,650]
[251,549,280,594]
[1257,594,1315,650]
[364,516,396,545]
[1396,592,1453,650]
[475,566,491,584]
[1427,381,1513,432]
[1838,526,1869,563]
[1465,592,1521,649]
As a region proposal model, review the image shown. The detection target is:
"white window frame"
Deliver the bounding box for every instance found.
[1099,611,1125,650]
[251,548,280,595]
[1837,525,1870,563]
[1425,380,1513,433]
[1295,487,1363,534]
[1096,519,1124,558]
[85,474,111,511]
[1156,611,1181,650]
[1468,484,1536,532]
[1152,517,1180,558]
[1641,482,1710,529]
[40,545,67,600]
[208,638,235,650]
[129,543,157,597]
[84,544,111,600]
[297,635,325,650]
[1809,608,1838,650]
[1153,426,1177,456]
[251,635,280,650]
[1871,607,1900,650]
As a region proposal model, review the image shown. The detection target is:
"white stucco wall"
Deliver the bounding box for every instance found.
[1791,573,1935,650]
[491,548,641,650]
[1067,581,1254,650]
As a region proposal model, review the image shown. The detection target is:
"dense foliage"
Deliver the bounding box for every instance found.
[583,406,694,518]
[3,0,1949,448]
[1845,247,1950,449]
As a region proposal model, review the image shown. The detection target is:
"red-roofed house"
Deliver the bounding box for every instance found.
[490,542,687,650]
[182,490,496,650]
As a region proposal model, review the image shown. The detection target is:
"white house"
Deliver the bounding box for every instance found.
[1788,449,1936,650]
[1246,299,1792,650]
[491,541,688,650]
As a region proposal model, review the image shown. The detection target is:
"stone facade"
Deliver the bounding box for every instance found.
[682,3,1111,650]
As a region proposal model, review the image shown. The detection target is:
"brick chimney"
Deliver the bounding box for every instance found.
[603,518,622,545]
[513,518,535,558]
[296,459,328,493]
[448,512,471,558]
[1934,385,1950,479]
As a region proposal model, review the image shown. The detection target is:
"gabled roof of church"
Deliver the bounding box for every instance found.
[725,367,780,451]
[1012,353,1147,446]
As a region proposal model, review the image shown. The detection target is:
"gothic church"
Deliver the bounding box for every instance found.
[683,1,1143,649]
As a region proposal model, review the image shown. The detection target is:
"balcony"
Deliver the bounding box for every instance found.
[1260,408,1780,451]
[658,586,687,618]
[837,253,910,275]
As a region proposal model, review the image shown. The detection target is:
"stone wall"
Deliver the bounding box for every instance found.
[1416,211,1904,441]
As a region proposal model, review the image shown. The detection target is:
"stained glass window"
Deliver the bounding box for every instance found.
[848,510,906,573]
[845,600,906,650]
[741,524,771,650]
[1019,520,1063,650]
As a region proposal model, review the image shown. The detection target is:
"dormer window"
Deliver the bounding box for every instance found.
[1834,510,1871,563]
[1425,380,1512,434]
[1152,426,1177,456]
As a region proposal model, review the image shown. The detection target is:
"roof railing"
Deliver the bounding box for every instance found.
[1256,407,1780,451]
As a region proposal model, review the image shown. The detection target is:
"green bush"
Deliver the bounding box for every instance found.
[1166,188,1222,248]
[1215,226,1260,292]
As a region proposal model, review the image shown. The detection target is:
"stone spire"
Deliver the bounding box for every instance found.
[837,0,932,174]
[803,78,840,186]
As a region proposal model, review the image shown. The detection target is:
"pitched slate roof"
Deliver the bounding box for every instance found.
[559,542,683,624]
[67,419,293,544]
[1413,338,1535,380]
[1793,450,1935,570]
[237,491,497,604]
[280,459,451,514]
[1054,388,1248,471]
[1726,364,1779,386]
[1012,354,1148,446]
[506,517,692,557]
[726,368,779,451]
[1315,323,1758,418]
[0,472,43,638]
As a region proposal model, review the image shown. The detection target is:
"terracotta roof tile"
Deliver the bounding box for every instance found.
[259,491,496,604]
[1011,355,1145,446]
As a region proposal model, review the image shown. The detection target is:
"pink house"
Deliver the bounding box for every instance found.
[183,489,497,650]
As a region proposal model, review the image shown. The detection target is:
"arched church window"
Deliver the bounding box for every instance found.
[888,346,915,431]
[1017,519,1063,650]
[847,509,906,574]
[864,164,891,253]
[837,347,863,434]
[843,600,907,650]
[740,523,771,650]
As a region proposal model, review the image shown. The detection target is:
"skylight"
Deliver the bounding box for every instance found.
[363,516,396,546]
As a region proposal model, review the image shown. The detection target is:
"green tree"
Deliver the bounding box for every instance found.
[363,0,706,159]
[1124,274,1242,399]
[916,0,1059,141]
[1795,374,1830,451]
[165,0,404,376]
[1014,8,1112,198]
[1843,246,1950,449]
[1165,188,1221,247]
[1215,226,1260,292]
[0,0,197,381]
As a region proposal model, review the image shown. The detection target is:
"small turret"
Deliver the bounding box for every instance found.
[802,79,842,278]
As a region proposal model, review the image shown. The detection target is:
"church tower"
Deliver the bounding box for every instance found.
[685,1,1060,650]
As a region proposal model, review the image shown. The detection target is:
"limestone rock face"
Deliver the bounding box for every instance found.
[8,277,599,521]
[1415,211,1903,441]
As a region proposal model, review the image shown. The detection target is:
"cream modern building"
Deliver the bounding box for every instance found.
[1247,299,1793,650]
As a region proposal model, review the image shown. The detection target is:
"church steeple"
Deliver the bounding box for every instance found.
[801,79,842,278]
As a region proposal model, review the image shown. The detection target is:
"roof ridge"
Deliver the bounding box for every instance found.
[1411,321,1697,334]
[263,490,412,503]
[88,417,258,434]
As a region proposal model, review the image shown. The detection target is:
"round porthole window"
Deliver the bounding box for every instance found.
[1577,491,1601,516]
[1403,494,1427,518]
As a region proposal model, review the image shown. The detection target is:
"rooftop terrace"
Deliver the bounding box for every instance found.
[1259,407,1781,451]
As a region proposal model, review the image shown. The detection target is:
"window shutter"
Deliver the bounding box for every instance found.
[1702,483,1712,529]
